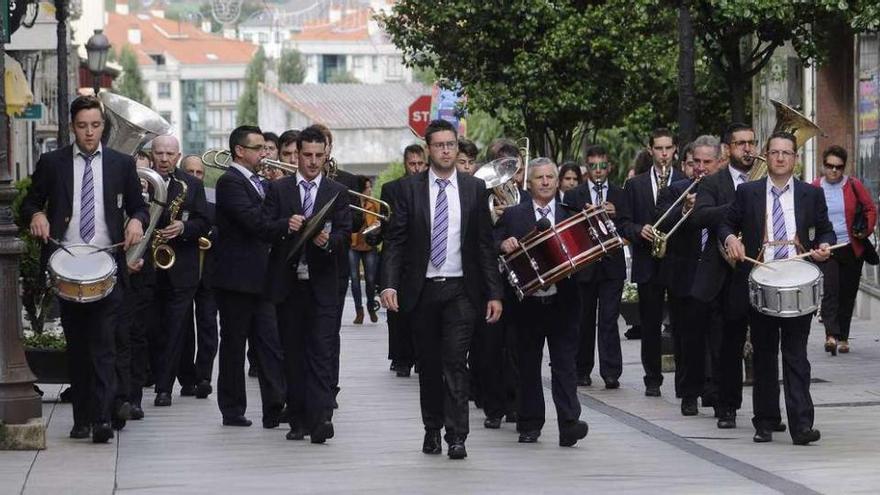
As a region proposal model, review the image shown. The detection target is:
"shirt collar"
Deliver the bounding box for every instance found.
[587,179,605,189]
[73,142,103,158]
[231,161,259,181]
[533,198,556,214]
[296,171,322,190]
[429,167,458,189]
[766,176,795,194]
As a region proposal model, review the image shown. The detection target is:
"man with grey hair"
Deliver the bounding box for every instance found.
[496,158,588,447]
[656,135,721,416]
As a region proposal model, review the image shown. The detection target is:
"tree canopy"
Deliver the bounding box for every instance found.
[236,46,267,126]
[114,45,151,107]
[278,49,306,85]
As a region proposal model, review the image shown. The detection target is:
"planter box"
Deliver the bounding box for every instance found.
[25,348,69,384]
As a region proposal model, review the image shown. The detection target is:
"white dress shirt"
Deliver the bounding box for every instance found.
[729,166,749,191]
[64,143,111,248]
[231,162,264,196]
[295,172,324,280]
[764,177,797,260]
[650,166,674,204]
[425,168,463,278]
[531,199,558,297]
[587,179,607,205]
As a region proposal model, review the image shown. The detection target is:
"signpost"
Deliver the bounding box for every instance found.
[407,95,431,138]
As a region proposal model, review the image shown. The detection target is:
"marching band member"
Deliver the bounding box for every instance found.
[617,128,685,397]
[497,158,589,447]
[22,95,148,443]
[455,138,478,175]
[380,119,503,460]
[720,131,833,445]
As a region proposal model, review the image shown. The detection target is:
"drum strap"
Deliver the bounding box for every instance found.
[758,231,804,262]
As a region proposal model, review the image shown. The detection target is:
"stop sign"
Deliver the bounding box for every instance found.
[408,95,432,138]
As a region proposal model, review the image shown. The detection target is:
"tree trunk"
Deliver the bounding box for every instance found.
[723,39,747,123]
[56,0,70,146]
[677,1,696,144]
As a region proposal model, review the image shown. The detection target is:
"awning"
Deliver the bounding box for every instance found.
[5,54,34,117]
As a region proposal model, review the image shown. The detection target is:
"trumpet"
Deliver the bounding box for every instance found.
[201,149,299,175]
[650,173,704,259]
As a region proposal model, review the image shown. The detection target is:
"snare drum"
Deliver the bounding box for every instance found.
[748,259,822,318]
[500,207,623,299]
[48,244,118,303]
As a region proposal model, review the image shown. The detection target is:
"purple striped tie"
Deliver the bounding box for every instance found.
[300,180,316,217]
[250,174,265,198]
[537,206,550,218]
[771,185,789,259]
[430,178,450,268]
[79,152,98,243]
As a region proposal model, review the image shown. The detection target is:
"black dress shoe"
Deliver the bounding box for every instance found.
[604,378,620,390]
[447,441,467,460]
[484,417,502,429]
[773,422,787,433]
[222,415,253,427]
[559,420,589,447]
[753,429,773,443]
[624,326,641,340]
[396,366,411,378]
[792,428,820,445]
[195,380,212,399]
[717,412,736,429]
[577,374,592,387]
[645,385,661,397]
[180,384,196,397]
[681,398,698,416]
[154,392,172,407]
[130,405,144,420]
[422,430,442,454]
[518,430,540,443]
[92,423,114,443]
[69,425,91,439]
[310,421,333,444]
[115,401,132,421]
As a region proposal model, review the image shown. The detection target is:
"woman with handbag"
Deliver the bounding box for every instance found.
[812,146,877,355]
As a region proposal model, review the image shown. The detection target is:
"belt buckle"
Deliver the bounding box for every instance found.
[432,277,447,283]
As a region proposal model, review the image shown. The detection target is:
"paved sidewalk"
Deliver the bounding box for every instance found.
[1,302,878,494]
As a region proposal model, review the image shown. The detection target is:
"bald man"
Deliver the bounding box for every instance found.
[148,136,211,407]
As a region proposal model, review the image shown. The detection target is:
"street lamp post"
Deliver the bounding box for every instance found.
[85,29,111,96]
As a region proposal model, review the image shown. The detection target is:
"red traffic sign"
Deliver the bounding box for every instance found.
[408,95,432,138]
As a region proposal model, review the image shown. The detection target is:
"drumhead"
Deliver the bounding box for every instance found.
[49,244,116,281]
[750,259,821,287]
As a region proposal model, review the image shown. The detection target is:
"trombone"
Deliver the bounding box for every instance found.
[650,172,705,259]
[348,190,391,235]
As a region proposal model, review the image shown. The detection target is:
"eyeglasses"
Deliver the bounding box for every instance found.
[732,140,757,149]
[588,162,609,170]
[429,141,458,150]
[238,144,264,151]
[824,163,845,171]
[767,150,796,159]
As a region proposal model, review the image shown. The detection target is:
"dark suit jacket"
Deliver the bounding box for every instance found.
[156,168,210,288]
[212,165,277,294]
[618,168,686,284]
[563,182,627,283]
[380,170,504,313]
[374,176,404,290]
[494,200,579,302]
[261,175,352,305]
[690,166,738,303]
[718,178,835,312]
[20,144,150,281]
[655,178,702,297]
[199,201,217,288]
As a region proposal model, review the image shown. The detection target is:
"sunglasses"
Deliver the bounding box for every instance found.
[588,162,609,170]
[824,163,845,171]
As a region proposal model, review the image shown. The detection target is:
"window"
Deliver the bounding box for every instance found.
[205,81,222,102]
[243,33,253,43]
[207,110,222,130]
[157,82,171,99]
[223,80,240,102]
[149,54,165,66]
[258,32,269,44]
[352,56,364,70]
[372,55,379,72]
[386,56,403,79]
[224,109,237,129]
[208,136,225,149]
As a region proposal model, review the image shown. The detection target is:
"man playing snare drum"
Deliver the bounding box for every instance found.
[720,131,833,446]
[22,95,149,443]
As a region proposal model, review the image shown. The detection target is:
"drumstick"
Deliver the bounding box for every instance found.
[49,237,75,256]
[88,241,126,254]
[743,255,775,269]
[789,242,849,260]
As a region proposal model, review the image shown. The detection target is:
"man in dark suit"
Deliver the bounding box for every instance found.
[617,128,686,396]
[496,158,589,447]
[564,145,626,390]
[262,125,351,443]
[213,125,286,428]
[22,95,149,443]
[379,144,427,377]
[178,155,219,400]
[147,136,211,407]
[380,119,504,460]
[720,131,833,445]
[656,136,722,416]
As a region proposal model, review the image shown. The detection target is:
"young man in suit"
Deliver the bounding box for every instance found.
[262,125,352,443]
[617,128,686,397]
[565,145,627,390]
[720,131,833,445]
[497,158,589,447]
[380,119,504,460]
[213,125,286,428]
[22,95,149,443]
[148,136,211,408]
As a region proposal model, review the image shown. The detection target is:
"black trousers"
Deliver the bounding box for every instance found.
[278,282,340,427]
[119,281,155,407]
[668,295,706,400]
[179,279,219,385]
[412,279,476,441]
[716,302,748,415]
[475,315,518,420]
[820,245,863,341]
[515,295,581,433]
[59,286,122,426]
[749,311,814,435]
[154,276,198,394]
[215,289,285,419]
[576,279,624,381]
[387,309,415,367]
[702,299,723,404]
[636,281,667,387]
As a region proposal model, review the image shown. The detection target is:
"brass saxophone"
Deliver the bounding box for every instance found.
[153,175,188,270]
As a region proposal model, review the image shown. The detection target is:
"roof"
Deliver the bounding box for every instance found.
[103,12,257,66]
[265,83,430,129]
[291,7,373,43]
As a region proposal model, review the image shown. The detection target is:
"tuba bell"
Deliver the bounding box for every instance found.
[748,99,823,180]
[474,156,521,224]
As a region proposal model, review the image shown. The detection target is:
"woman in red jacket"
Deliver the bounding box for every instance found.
[813,146,877,355]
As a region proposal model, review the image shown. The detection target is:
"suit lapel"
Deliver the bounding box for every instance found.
[312,178,331,215]
[229,166,261,203]
[459,174,471,242]
[754,178,767,238]
[290,178,303,215]
[794,180,808,242]
[417,172,430,239]
[62,147,74,209]
[641,173,655,208]
[721,167,735,199]
[101,151,115,215]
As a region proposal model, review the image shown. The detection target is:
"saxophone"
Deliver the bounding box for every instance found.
[153,175,188,270]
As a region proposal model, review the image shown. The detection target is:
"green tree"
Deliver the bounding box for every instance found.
[114,45,151,107]
[327,71,360,84]
[278,49,306,84]
[236,46,267,126]
[373,161,404,200]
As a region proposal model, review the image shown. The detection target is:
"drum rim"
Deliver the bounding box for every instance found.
[748,258,822,286]
[504,210,619,264]
[511,237,624,295]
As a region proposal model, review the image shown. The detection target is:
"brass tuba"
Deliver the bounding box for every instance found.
[474,156,521,224]
[98,92,173,267]
[748,99,823,180]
